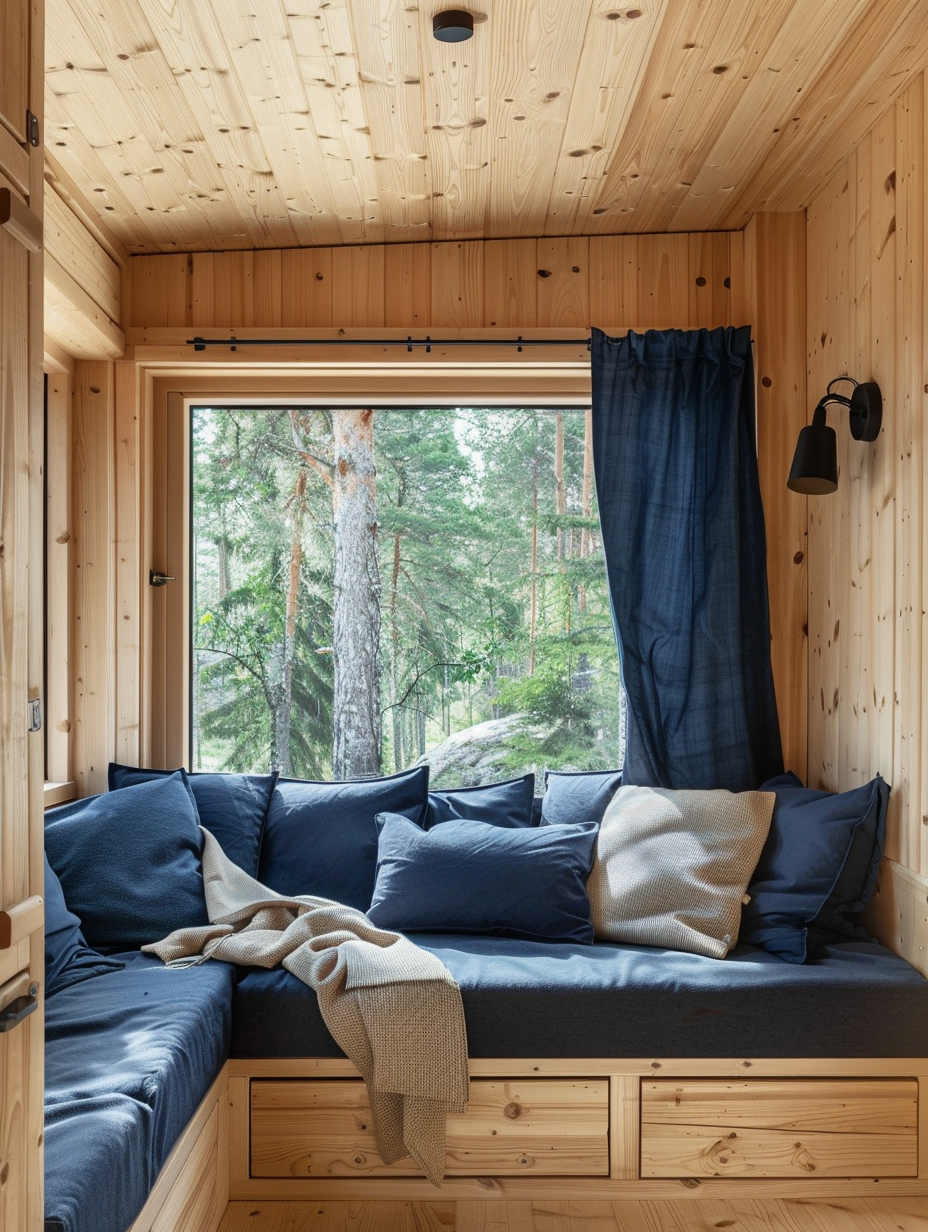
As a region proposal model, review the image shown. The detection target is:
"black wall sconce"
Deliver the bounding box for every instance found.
[787,377,882,494]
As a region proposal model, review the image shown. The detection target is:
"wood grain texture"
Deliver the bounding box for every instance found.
[804,69,928,927]
[42,0,928,252]
[251,1079,609,1179]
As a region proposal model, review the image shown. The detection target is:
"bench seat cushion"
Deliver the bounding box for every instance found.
[44,954,234,1232]
[231,936,928,1060]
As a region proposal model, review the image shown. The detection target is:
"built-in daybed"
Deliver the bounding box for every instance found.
[41,765,928,1232]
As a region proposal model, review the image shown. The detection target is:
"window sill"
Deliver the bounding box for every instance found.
[44,781,76,808]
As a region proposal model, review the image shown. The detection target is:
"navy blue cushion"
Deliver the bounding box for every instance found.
[427,774,535,828]
[44,953,232,1232]
[108,763,277,877]
[231,937,928,1061]
[541,768,622,827]
[368,813,598,943]
[258,766,430,909]
[44,774,208,950]
[43,855,124,998]
[741,771,890,963]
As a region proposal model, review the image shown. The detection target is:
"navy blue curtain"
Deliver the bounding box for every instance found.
[591,326,783,791]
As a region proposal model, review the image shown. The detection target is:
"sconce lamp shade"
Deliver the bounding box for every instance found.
[432,10,474,40]
[787,404,838,495]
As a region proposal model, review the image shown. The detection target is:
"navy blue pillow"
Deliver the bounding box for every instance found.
[44,855,125,997]
[368,812,598,943]
[427,774,535,829]
[541,769,623,827]
[258,766,430,909]
[44,773,209,950]
[108,763,277,878]
[741,771,890,963]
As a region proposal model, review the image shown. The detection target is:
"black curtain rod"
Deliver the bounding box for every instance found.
[188,335,592,354]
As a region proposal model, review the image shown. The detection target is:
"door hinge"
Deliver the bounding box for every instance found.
[27,698,42,733]
[25,111,39,148]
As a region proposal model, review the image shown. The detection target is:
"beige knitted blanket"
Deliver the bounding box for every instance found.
[142,827,469,1185]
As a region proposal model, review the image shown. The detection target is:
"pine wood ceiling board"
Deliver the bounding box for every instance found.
[47,0,253,253]
[481,0,588,239]
[45,98,151,251]
[207,0,333,248]
[131,0,301,250]
[722,0,928,222]
[351,0,430,243]
[417,0,490,241]
[669,0,874,232]
[44,181,121,323]
[588,0,798,235]
[543,0,668,239]
[45,38,183,251]
[286,0,385,246]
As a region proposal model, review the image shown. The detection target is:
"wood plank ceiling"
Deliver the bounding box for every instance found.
[45,0,928,253]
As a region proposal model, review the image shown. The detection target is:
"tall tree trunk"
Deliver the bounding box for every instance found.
[274,467,307,777]
[333,409,382,778]
[554,411,565,564]
[528,442,540,677]
[390,529,404,771]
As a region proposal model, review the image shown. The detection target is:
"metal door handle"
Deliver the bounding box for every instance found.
[0,971,38,1032]
[149,571,176,587]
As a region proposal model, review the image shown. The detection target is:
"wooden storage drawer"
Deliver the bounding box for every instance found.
[251,1077,609,1178]
[640,1078,918,1179]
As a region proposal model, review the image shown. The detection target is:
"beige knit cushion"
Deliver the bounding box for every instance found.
[587,785,775,959]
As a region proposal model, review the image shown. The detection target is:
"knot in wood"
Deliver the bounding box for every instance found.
[504,1101,522,1119]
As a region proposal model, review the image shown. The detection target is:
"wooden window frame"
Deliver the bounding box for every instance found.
[148,364,591,770]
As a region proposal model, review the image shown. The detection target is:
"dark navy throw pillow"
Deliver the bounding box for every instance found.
[258,766,430,909]
[45,773,208,950]
[44,855,125,997]
[108,763,277,877]
[427,774,535,828]
[741,771,889,963]
[541,768,623,827]
[368,812,598,943]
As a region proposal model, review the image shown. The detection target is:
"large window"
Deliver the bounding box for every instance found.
[191,406,623,786]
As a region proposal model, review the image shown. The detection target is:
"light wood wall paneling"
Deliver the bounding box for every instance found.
[72,360,116,796]
[46,370,73,785]
[430,241,485,329]
[44,182,120,325]
[804,70,927,912]
[483,239,537,329]
[535,237,589,327]
[588,235,639,329]
[893,75,924,875]
[114,359,141,767]
[635,235,690,329]
[746,213,808,782]
[384,244,432,328]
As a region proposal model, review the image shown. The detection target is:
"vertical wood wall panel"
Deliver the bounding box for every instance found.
[806,70,928,952]
[45,370,73,784]
[71,360,116,796]
[114,359,141,766]
[746,213,809,783]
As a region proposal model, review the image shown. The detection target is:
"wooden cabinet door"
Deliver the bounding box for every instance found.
[0,2,45,1230]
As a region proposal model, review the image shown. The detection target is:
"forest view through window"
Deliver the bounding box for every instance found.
[191,406,624,788]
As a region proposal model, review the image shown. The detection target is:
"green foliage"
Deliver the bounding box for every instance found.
[191,405,624,778]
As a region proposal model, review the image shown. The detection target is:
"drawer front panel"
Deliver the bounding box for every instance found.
[640,1078,918,1179]
[251,1077,609,1178]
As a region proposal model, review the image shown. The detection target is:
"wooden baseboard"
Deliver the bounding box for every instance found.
[128,1067,229,1232]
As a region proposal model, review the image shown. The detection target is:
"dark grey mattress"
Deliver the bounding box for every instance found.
[231,936,928,1059]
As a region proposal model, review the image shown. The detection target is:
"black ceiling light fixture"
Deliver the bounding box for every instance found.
[786,376,883,495]
[432,9,474,41]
